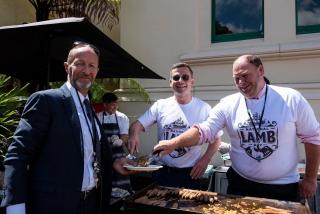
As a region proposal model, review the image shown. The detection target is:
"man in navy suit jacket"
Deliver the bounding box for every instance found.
[1,41,131,214]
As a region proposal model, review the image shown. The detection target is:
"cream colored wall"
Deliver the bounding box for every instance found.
[120,0,320,164]
[120,0,198,89]
[0,0,35,26]
[96,22,120,44]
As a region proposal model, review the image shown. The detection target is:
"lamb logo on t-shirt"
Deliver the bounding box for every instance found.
[163,117,190,158]
[237,112,278,161]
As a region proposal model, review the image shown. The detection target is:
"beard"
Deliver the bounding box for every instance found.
[70,79,92,92]
[68,70,94,94]
[75,80,92,90]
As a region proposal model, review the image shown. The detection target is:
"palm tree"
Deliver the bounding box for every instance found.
[28,0,120,30]
[0,75,28,171]
[0,76,28,187]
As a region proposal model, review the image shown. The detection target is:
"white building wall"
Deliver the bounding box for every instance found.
[0,0,35,25]
[120,0,320,164]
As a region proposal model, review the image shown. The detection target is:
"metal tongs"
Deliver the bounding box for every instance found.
[122,144,138,161]
[122,144,162,163]
[146,149,162,164]
[135,149,162,166]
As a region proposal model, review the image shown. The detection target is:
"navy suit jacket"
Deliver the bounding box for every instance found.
[1,84,112,214]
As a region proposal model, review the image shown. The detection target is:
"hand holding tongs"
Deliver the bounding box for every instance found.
[135,149,162,165]
[147,149,162,163]
[122,144,138,160]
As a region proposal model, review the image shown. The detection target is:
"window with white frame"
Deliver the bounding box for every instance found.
[211,0,264,43]
[296,0,320,34]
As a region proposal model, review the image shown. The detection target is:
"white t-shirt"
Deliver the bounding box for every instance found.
[139,96,214,167]
[97,111,129,134]
[199,84,320,184]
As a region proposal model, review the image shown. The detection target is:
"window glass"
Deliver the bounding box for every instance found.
[212,0,264,43]
[296,0,320,34]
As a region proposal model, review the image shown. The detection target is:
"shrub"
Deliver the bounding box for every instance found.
[0,75,28,170]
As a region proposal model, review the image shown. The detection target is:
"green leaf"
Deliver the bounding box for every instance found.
[0,74,29,169]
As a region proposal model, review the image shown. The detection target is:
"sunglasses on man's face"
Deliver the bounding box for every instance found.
[172,74,190,81]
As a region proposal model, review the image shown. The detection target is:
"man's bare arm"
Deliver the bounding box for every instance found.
[190,137,221,179]
[154,127,200,155]
[299,143,320,198]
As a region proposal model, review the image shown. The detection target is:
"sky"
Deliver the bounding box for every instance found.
[215,0,263,34]
[298,0,320,26]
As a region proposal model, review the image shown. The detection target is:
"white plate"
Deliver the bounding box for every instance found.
[124,164,163,171]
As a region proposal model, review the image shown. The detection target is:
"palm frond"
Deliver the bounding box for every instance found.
[49,81,64,89]
[85,0,120,30]
[0,75,29,169]
[117,78,151,103]
[91,81,108,103]
[29,0,121,30]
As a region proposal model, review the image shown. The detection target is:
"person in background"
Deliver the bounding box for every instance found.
[96,92,132,193]
[154,54,320,202]
[129,62,222,189]
[1,41,132,214]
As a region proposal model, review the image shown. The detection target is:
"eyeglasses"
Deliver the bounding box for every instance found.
[172,74,190,81]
